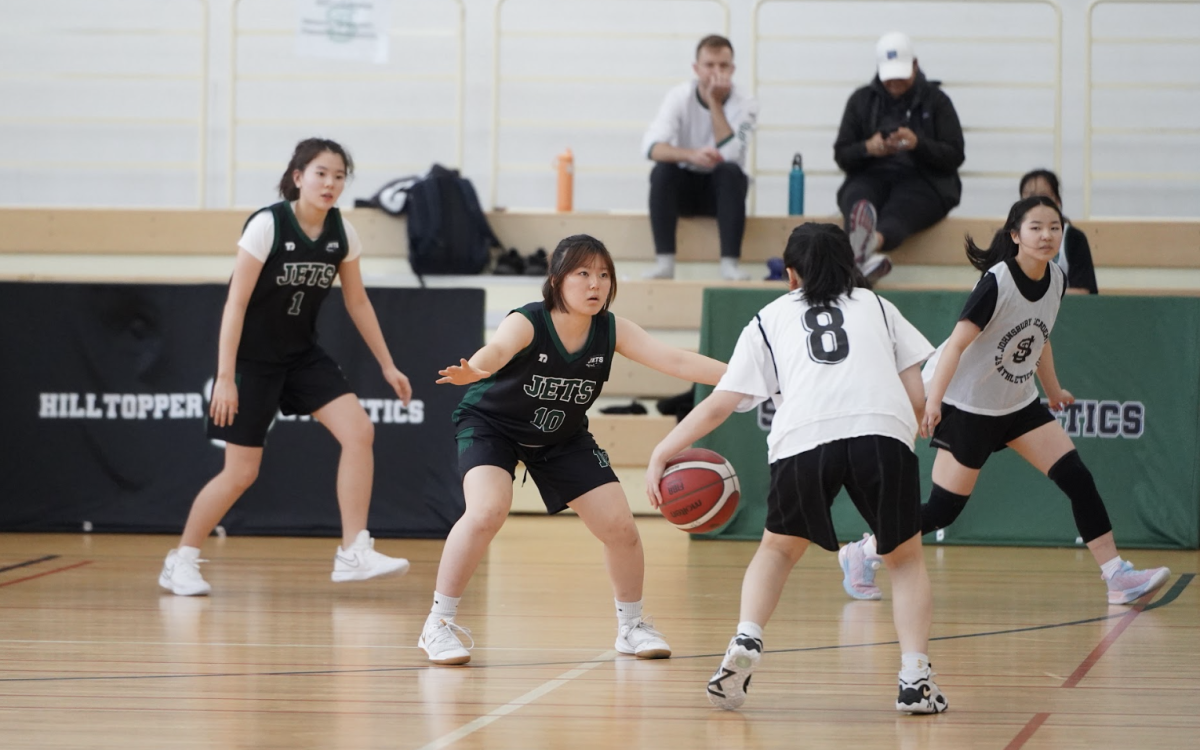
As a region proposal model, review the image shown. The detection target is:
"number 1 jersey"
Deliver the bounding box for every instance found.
[453,302,615,445]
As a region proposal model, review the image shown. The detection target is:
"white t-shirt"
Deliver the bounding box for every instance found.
[716,289,934,463]
[237,206,363,263]
[641,80,758,171]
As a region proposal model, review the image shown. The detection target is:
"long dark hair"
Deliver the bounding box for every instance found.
[782,223,864,307]
[1019,168,1061,205]
[542,234,618,313]
[966,195,1063,272]
[278,138,354,201]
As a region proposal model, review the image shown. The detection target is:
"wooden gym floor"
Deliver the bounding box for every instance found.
[1,517,1197,750]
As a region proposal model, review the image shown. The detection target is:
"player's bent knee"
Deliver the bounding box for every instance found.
[921,485,970,534]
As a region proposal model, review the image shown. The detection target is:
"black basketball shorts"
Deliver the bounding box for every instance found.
[206,346,353,448]
[454,416,619,514]
[766,435,921,555]
[929,399,1057,470]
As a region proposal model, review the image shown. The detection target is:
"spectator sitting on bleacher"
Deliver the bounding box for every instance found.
[1017,169,1098,295]
[641,34,758,281]
[834,31,965,285]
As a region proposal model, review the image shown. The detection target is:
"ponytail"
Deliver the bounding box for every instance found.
[966,195,1061,273]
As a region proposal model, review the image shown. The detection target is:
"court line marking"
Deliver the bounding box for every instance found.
[0,561,91,589]
[1002,573,1194,750]
[0,555,60,574]
[0,574,1189,684]
[413,650,615,750]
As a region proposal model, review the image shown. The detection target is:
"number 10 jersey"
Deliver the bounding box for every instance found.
[453,302,616,446]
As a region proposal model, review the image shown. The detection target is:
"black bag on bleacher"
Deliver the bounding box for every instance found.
[402,164,501,277]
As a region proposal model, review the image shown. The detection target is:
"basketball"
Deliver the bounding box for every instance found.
[658,448,740,534]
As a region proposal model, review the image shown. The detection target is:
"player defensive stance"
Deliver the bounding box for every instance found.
[424,234,726,665]
[646,223,948,714]
[160,138,412,596]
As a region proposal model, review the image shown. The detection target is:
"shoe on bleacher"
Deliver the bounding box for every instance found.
[847,199,879,265]
[1105,561,1170,604]
[524,248,548,276]
[860,252,893,287]
[493,248,525,275]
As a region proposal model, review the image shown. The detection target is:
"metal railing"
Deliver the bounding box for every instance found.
[1084,0,1200,217]
[489,0,731,210]
[749,0,1062,214]
[228,0,465,207]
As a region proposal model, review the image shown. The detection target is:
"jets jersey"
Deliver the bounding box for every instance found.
[453,302,616,445]
[926,260,1065,416]
[716,289,934,463]
[236,202,349,364]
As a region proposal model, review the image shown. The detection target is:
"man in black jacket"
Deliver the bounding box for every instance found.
[834,32,965,284]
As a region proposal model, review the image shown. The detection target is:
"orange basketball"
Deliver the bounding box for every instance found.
[658,448,740,534]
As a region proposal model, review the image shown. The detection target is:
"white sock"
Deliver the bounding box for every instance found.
[863,534,878,558]
[1100,556,1125,581]
[429,592,461,624]
[901,652,931,675]
[736,621,764,642]
[616,598,643,628]
[656,255,675,274]
[176,546,201,562]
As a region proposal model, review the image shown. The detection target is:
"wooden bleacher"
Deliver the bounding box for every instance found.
[3,207,1197,514]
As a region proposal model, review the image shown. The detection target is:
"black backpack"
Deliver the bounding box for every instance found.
[365,164,500,278]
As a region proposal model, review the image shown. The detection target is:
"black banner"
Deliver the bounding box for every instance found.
[0,282,482,538]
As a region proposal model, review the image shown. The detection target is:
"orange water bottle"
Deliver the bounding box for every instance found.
[556,148,574,212]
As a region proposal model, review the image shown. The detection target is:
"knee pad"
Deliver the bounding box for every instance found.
[921,485,970,535]
[1048,450,1113,543]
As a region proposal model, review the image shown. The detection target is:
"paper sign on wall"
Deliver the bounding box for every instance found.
[295,0,390,64]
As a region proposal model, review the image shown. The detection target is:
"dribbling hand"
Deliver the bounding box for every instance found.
[436,358,491,386]
[644,452,668,509]
[210,376,238,427]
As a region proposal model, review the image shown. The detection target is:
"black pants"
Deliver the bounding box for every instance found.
[838,171,950,253]
[649,161,748,258]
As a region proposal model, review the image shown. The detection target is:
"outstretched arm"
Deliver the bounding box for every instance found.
[920,320,981,438]
[437,311,535,386]
[644,390,745,508]
[1036,340,1074,410]
[614,316,726,385]
[340,258,412,404]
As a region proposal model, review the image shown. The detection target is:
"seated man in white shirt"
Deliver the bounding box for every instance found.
[641,35,759,281]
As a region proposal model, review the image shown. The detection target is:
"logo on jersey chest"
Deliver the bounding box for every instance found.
[326,241,340,253]
[993,317,1050,384]
[276,262,337,288]
[586,355,605,368]
[523,374,597,404]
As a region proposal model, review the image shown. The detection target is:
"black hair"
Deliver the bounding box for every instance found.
[965,196,1063,272]
[782,223,864,307]
[278,138,354,201]
[696,34,733,59]
[1019,168,1062,205]
[542,234,617,313]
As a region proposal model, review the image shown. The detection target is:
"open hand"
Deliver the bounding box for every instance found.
[436,358,491,386]
[920,399,942,439]
[209,376,238,427]
[1045,388,1075,411]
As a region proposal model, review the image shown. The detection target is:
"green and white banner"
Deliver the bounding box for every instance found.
[696,289,1200,550]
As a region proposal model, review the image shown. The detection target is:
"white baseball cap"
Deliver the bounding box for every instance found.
[876,32,915,82]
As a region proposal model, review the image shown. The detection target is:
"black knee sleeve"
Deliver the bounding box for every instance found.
[1047,450,1113,543]
[920,485,971,535]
